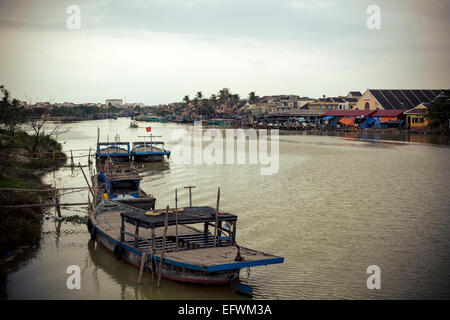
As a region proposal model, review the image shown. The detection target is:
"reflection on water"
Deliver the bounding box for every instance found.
[6,119,450,299]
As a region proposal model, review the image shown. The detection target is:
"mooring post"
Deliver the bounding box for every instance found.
[184,185,196,207]
[54,188,62,219]
[213,187,220,247]
[137,252,147,285]
[78,162,95,199]
[157,206,169,288]
[70,150,74,167]
[175,189,179,251]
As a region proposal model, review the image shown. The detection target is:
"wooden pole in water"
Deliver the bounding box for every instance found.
[175,189,178,251]
[184,186,196,207]
[213,187,220,247]
[157,206,169,288]
[78,162,95,199]
[70,150,74,167]
[137,252,147,284]
[55,189,62,219]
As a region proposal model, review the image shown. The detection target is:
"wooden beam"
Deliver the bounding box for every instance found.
[157,206,169,288]
[0,202,90,209]
[213,187,220,247]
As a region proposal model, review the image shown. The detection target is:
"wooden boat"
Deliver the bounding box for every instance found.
[93,163,156,211]
[96,142,131,162]
[132,141,171,162]
[87,196,284,289]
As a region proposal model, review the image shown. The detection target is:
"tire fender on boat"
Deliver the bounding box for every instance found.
[114,244,124,260]
[87,219,93,233]
[90,226,97,241]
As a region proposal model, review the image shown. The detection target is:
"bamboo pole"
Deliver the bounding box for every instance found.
[213,187,220,247]
[175,189,178,251]
[137,252,147,284]
[157,206,169,288]
[0,202,90,209]
[184,186,196,207]
[78,162,95,199]
[55,189,62,219]
[0,187,88,192]
[70,150,74,167]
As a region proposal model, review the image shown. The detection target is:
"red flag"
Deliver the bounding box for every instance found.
[146,126,151,132]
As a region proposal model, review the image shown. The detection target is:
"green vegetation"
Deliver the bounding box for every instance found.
[175,88,250,116]
[426,90,450,129]
[0,129,67,253]
[0,86,27,135]
[27,104,123,119]
[0,85,67,255]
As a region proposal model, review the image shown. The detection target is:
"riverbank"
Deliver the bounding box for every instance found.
[0,129,66,297]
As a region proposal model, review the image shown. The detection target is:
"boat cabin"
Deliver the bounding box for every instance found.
[120,206,237,252]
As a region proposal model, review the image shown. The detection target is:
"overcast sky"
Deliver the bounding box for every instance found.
[0,0,449,105]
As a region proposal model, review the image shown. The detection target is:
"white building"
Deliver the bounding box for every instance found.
[105,99,123,107]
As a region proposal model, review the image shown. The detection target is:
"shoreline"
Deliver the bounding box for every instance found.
[0,130,67,298]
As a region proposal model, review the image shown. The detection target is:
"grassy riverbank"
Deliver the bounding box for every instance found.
[0,129,66,255]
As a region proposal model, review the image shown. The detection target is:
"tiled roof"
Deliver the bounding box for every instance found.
[404,106,428,115]
[371,109,407,117]
[322,110,375,117]
[369,89,445,110]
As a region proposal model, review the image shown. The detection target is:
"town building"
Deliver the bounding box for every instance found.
[404,103,429,129]
[354,89,445,110]
[105,99,123,107]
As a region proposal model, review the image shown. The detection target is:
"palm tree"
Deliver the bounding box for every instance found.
[196,91,203,100]
[231,93,240,104]
[248,91,257,103]
[219,88,230,104]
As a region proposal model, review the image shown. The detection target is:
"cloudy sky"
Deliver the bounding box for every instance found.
[0,0,449,105]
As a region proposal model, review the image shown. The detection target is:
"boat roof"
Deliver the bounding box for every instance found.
[121,206,237,229]
[98,142,130,145]
[132,141,165,145]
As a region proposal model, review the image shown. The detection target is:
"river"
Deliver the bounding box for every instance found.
[5,118,450,299]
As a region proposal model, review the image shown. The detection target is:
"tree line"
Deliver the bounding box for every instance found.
[175,89,260,116]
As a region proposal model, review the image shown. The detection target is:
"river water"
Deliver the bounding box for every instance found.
[6,118,450,299]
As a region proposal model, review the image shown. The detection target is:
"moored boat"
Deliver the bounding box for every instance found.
[93,162,156,210]
[87,193,284,290]
[96,142,131,162]
[132,141,171,162]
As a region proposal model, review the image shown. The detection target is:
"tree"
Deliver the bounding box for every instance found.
[218,88,231,104]
[0,85,27,135]
[248,91,258,104]
[183,95,190,107]
[29,117,67,155]
[231,93,240,104]
[426,90,450,128]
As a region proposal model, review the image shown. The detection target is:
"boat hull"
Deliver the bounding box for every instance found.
[97,155,130,163]
[93,223,238,284]
[134,154,165,162]
[117,198,156,210]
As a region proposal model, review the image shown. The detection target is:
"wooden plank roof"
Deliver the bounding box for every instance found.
[121,206,237,229]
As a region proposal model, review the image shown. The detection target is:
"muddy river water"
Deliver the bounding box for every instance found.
[5,118,450,299]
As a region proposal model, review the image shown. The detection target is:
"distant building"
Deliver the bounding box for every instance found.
[404,103,429,129]
[105,99,123,107]
[355,89,445,110]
